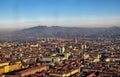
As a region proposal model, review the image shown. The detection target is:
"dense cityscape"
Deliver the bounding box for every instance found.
[0,38,120,77]
[0,0,120,77]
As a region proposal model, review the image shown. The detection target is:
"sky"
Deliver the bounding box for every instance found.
[0,0,120,30]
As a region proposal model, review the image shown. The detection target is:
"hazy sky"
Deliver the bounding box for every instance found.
[0,0,120,29]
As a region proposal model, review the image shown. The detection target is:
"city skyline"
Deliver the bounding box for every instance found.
[0,0,120,30]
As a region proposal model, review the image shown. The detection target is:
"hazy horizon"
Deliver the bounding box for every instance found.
[0,25,120,32]
[0,0,120,30]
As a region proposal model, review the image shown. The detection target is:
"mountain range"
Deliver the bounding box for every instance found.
[0,26,120,40]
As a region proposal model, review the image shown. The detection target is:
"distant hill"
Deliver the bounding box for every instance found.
[0,26,120,40]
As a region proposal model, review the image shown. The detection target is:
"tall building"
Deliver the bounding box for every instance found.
[56,47,61,53]
[81,44,87,50]
[61,46,65,53]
